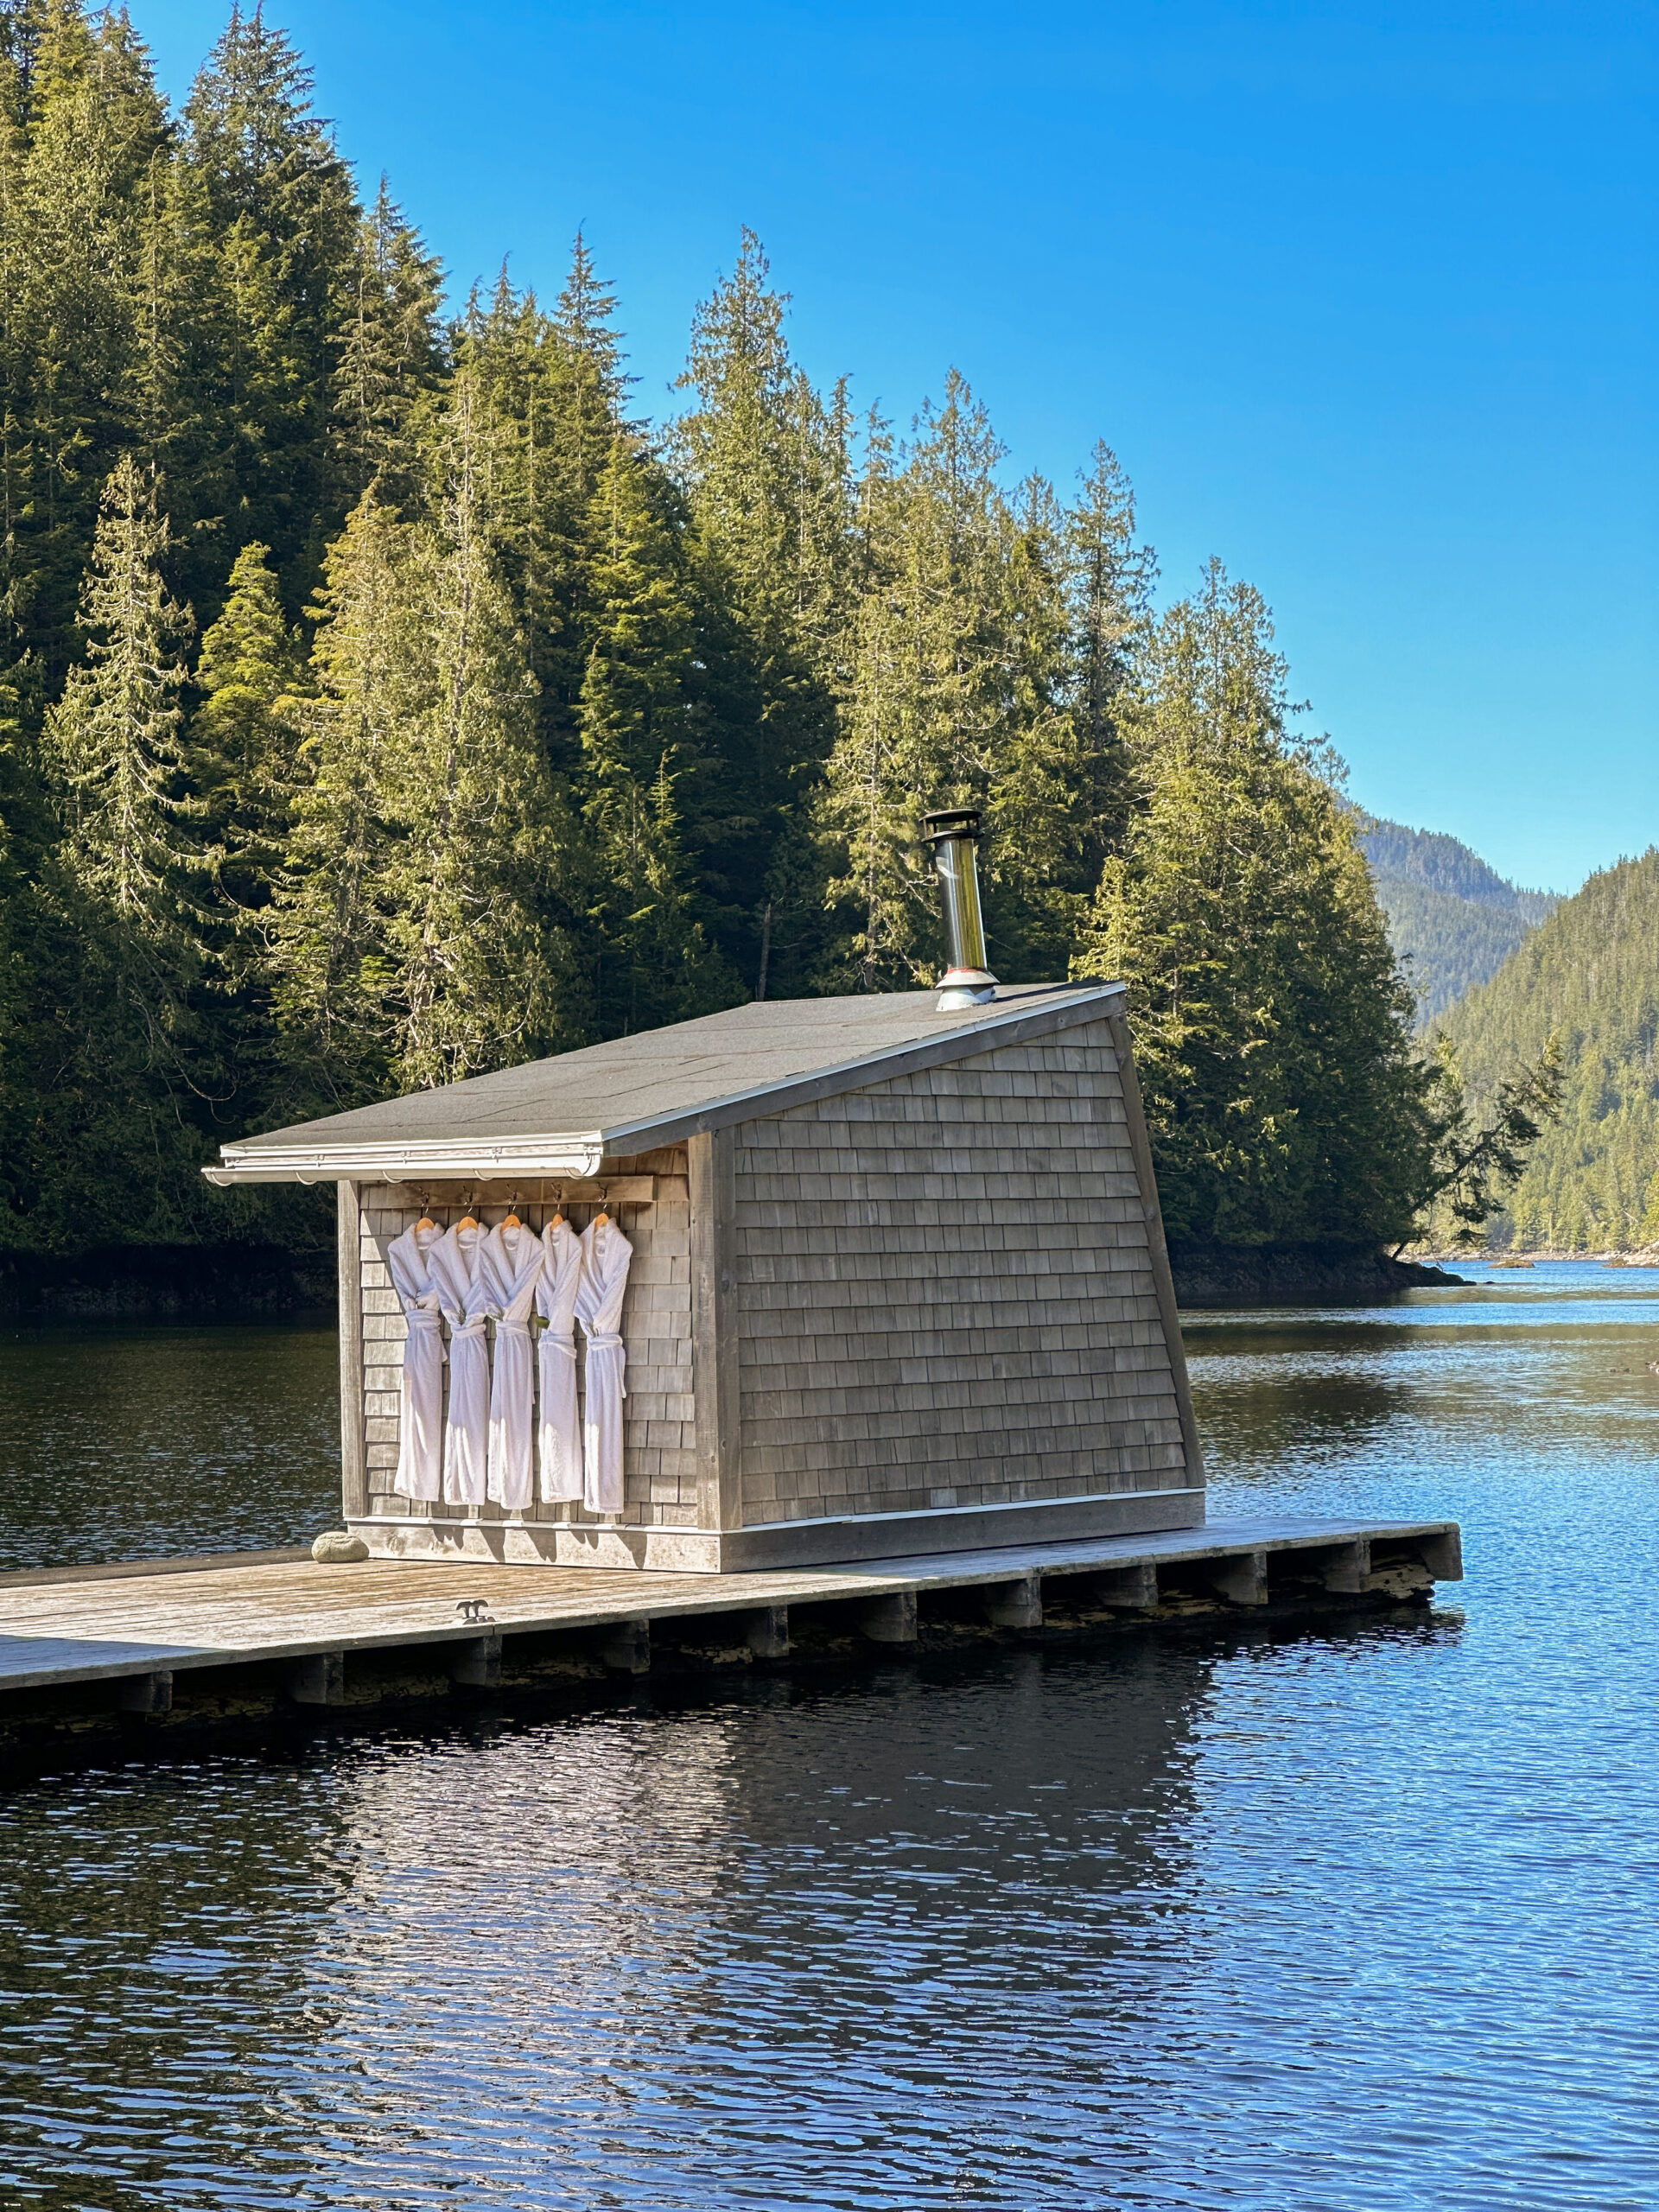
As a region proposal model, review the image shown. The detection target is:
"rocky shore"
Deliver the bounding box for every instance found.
[1167,1242,1466,1306]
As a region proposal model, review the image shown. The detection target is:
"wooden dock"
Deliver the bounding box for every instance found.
[0,1516,1461,1717]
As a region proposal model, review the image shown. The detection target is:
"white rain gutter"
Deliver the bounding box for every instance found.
[202,1134,607,1186]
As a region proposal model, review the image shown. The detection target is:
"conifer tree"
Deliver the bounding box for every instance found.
[0,1,168,692]
[579,432,736,1030]
[332,177,445,508]
[1065,441,1153,875]
[449,241,629,776]
[1071,561,1434,1248]
[45,453,197,944]
[983,471,1087,975]
[380,384,573,1089]
[192,537,302,924]
[173,3,359,620]
[672,230,852,978]
[33,451,220,1242]
[817,412,912,988]
[819,374,1033,985]
[270,490,411,1109]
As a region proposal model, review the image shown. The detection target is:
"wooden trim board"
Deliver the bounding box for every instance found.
[337,1179,368,1521]
[689,1128,741,1533]
[347,1485,1205,1573]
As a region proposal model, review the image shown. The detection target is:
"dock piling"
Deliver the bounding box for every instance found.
[858,1591,918,1644]
[982,1575,1043,1630]
[600,1618,652,1675]
[743,1606,790,1658]
[448,1631,502,1688]
[1084,1563,1159,1611]
[1418,1529,1463,1580]
[1306,1539,1370,1594]
[1206,1552,1269,1607]
[285,1652,346,1706]
[118,1671,173,1716]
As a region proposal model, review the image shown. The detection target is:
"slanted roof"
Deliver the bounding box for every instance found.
[207,981,1123,1184]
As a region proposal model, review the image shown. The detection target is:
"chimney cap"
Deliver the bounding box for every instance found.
[922,808,981,844]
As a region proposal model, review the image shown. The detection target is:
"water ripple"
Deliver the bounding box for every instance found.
[2,1271,1657,2205]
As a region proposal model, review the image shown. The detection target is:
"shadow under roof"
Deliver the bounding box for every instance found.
[210,982,1122,1183]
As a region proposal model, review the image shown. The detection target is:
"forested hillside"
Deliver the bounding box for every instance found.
[0,0,1454,1268]
[1433,850,1659,1250]
[1358,819,1557,1022]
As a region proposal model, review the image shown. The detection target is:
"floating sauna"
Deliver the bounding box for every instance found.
[207,981,1204,1573]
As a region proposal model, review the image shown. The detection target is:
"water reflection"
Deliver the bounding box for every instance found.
[1,1646,1221,2207]
[0,1325,338,1568]
[1,1271,1656,2208]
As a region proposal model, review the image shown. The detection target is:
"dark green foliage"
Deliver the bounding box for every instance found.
[0,2,1459,1272]
[1359,817,1558,1023]
[1433,852,1659,1250]
[1072,566,1442,1249]
[1414,1039,1563,1249]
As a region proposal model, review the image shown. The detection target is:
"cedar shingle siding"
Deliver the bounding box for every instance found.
[734,1019,1185,1525]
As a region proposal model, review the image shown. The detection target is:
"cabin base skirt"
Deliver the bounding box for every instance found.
[349,1486,1207,1574]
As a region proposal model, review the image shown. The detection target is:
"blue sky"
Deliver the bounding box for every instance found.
[143,0,1654,893]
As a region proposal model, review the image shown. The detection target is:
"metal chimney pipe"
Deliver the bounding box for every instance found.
[923,808,997,1011]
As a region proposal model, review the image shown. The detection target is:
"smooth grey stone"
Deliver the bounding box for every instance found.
[311,1530,370,1565]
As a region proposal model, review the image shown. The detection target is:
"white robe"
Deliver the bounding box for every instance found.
[575,1217,632,1516]
[483,1222,543,1512]
[386,1223,444,1503]
[535,1219,584,1504]
[430,1223,491,1507]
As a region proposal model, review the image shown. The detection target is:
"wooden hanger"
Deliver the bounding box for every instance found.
[503,1210,522,1230]
[415,1215,436,1232]
[457,1211,480,1231]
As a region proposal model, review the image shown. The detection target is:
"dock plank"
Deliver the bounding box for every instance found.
[0,1516,1459,1694]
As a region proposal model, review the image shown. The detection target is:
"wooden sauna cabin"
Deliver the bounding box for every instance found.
[206,982,1205,1573]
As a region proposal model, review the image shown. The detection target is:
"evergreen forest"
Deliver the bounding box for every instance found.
[1358,819,1558,1026]
[1432,849,1659,1252]
[0,0,1478,1273]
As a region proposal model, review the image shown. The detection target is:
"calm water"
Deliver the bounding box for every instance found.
[2,1265,1656,2209]
[0,1325,339,1569]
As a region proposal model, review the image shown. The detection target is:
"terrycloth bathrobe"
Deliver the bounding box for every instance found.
[386,1222,444,1503]
[575,1217,632,1515]
[535,1219,584,1504]
[431,1222,492,1507]
[483,1222,543,1512]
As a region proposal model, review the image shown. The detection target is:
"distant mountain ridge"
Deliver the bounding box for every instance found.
[1357,817,1559,1024]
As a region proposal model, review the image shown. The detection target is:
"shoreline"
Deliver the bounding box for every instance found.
[0,1238,1499,1322]
[1167,1243,1466,1306]
[1409,1249,1659,1269]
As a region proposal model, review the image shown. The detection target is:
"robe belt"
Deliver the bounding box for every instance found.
[496,1319,532,1340]
[451,1315,489,1340]
[404,1306,446,1361]
[541,1331,578,1361]
[586,1330,626,1395]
